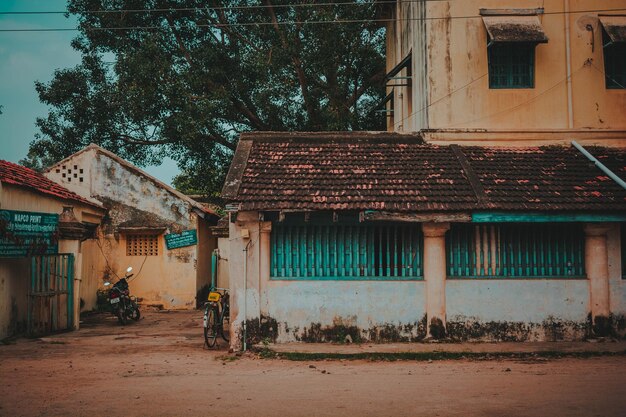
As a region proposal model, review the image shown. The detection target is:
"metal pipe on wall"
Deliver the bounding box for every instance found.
[564,0,574,128]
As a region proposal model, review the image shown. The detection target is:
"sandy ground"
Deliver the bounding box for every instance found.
[1,310,625,417]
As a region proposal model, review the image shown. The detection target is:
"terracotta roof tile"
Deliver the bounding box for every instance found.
[0,160,102,208]
[222,132,626,212]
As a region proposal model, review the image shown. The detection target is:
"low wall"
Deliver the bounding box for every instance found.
[446,280,590,341]
[261,281,427,343]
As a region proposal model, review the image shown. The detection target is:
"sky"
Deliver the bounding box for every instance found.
[0,0,179,185]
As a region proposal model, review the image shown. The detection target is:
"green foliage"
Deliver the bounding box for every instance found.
[26,0,386,196]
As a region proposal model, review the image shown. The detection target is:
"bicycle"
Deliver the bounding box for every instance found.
[203,287,230,348]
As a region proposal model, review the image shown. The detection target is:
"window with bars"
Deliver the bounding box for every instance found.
[270,223,423,280]
[603,30,626,89]
[446,223,585,278]
[126,234,159,256]
[488,43,535,89]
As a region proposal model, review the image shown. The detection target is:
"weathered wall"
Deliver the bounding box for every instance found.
[0,258,29,339]
[45,150,212,310]
[196,216,215,293]
[0,184,103,337]
[390,0,626,138]
[265,281,426,343]
[80,239,107,312]
[446,280,590,341]
[229,212,428,348]
[217,237,230,289]
[608,226,626,336]
[229,214,626,347]
[88,231,198,310]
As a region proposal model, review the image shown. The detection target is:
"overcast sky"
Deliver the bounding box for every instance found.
[0,0,178,185]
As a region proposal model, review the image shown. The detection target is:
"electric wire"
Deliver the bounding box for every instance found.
[0,0,453,15]
[449,64,586,128]
[1,7,626,32]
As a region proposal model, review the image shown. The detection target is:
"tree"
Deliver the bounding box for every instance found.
[24,0,387,197]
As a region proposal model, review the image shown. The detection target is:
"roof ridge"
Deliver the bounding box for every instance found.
[45,145,217,217]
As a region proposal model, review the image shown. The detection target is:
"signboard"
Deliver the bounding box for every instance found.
[0,210,59,257]
[164,229,198,250]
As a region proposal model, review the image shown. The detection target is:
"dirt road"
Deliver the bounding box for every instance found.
[1,310,625,417]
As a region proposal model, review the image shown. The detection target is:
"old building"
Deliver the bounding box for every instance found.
[385,0,626,142]
[0,160,106,339]
[44,145,219,311]
[222,1,626,349]
[223,133,626,347]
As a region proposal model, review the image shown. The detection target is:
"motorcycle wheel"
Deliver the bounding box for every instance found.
[117,307,127,325]
[130,306,141,321]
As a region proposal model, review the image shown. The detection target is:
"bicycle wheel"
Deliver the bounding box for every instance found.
[203,306,218,348]
[220,312,229,343]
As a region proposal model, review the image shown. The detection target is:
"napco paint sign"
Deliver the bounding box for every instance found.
[0,210,59,257]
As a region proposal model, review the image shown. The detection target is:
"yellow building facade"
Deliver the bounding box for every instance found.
[386,0,626,147]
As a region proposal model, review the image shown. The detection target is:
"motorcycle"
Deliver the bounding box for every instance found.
[104,266,141,325]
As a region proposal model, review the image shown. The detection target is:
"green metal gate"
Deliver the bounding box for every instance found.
[28,254,74,336]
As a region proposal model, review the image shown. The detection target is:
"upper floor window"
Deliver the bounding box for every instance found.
[599,15,626,89]
[481,11,548,89]
[488,43,535,88]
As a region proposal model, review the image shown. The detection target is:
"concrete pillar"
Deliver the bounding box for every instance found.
[422,222,450,339]
[259,222,272,318]
[227,211,261,351]
[584,223,612,337]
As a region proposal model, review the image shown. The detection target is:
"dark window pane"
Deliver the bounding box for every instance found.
[488,43,535,89]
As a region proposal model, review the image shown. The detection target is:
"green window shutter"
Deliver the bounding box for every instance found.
[603,35,626,89]
[271,222,423,280]
[447,223,585,279]
[488,43,535,89]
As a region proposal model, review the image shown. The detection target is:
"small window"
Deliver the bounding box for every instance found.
[126,234,159,256]
[602,30,626,89]
[488,43,535,89]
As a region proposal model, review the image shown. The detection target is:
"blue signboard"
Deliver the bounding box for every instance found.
[0,210,59,257]
[164,229,198,250]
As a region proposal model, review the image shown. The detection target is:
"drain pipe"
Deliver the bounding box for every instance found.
[564,0,574,128]
[572,141,626,190]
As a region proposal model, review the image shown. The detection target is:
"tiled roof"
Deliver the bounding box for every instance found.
[222,132,626,212]
[0,160,102,208]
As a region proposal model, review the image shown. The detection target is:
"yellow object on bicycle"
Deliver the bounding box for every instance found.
[207,292,221,302]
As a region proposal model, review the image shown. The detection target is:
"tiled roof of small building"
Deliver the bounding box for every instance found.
[222,132,626,212]
[0,160,102,208]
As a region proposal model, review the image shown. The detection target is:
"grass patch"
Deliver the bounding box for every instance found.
[266,350,626,362]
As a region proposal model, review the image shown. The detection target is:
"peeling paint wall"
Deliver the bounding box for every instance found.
[0,184,103,338]
[446,280,590,341]
[45,149,212,310]
[0,258,29,339]
[608,226,626,337]
[390,0,626,136]
[265,282,426,343]
[229,212,626,347]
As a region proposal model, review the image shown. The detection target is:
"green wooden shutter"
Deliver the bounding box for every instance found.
[271,223,423,280]
[447,223,585,278]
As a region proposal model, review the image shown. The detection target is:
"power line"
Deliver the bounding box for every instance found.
[0,1,449,15]
[1,7,626,32]
[392,72,488,130]
[449,64,585,128]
